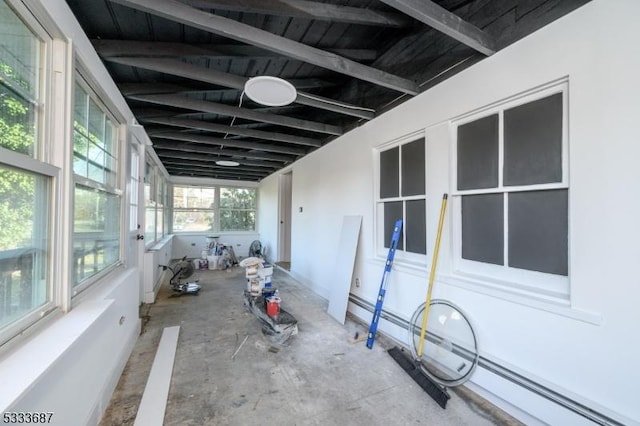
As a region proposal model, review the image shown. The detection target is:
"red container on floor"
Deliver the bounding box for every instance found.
[266,296,281,317]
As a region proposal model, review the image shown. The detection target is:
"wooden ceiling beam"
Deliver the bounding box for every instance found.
[120,77,339,96]
[163,163,269,177]
[143,117,322,147]
[154,146,282,168]
[108,56,374,119]
[161,157,273,170]
[153,144,289,164]
[152,131,307,156]
[182,0,409,27]
[93,39,377,62]
[377,0,496,56]
[167,169,263,180]
[130,93,343,135]
[108,0,419,94]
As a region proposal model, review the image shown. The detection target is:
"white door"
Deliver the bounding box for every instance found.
[127,140,145,301]
[277,171,292,268]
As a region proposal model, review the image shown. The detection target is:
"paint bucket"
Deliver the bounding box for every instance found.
[266,296,281,318]
[262,287,277,299]
[207,255,219,270]
[248,278,262,296]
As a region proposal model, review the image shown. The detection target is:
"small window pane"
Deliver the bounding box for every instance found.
[406,199,426,254]
[73,83,118,186]
[401,138,425,196]
[144,202,156,243]
[220,210,255,231]
[73,185,121,285]
[457,114,499,190]
[504,93,563,186]
[88,98,105,142]
[221,188,256,209]
[0,166,49,328]
[220,188,256,231]
[508,189,568,275]
[172,210,213,232]
[383,201,403,251]
[0,1,40,157]
[380,147,399,198]
[74,84,87,130]
[462,193,503,265]
[173,186,215,209]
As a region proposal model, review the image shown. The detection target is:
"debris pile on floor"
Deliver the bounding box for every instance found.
[243,292,298,344]
[240,256,298,343]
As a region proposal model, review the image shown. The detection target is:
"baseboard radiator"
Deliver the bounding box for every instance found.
[348,293,623,426]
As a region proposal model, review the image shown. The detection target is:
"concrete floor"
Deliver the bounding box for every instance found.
[99,266,522,426]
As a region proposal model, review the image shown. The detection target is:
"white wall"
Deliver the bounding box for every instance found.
[171,233,260,260]
[143,236,173,303]
[258,1,640,424]
[256,174,280,264]
[1,270,140,426]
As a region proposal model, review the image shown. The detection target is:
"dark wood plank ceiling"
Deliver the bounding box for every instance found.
[66,0,590,181]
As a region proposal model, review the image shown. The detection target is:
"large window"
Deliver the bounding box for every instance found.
[73,79,121,286]
[452,83,568,298]
[0,0,53,342]
[173,186,256,232]
[377,136,427,259]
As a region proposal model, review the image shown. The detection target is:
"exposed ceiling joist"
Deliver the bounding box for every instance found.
[130,93,343,135]
[377,0,496,56]
[163,162,269,177]
[294,93,374,120]
[108,0,420,95]
[161,158,272,171]
[120,77,339,96]
[93,39,378,62]
[167,169,260,180]
[153,143,291,163]
[154,149,281,168]
[108,56,374,119]
[143,117,322,147]
[152,131,307,156]
[181,0,410,27]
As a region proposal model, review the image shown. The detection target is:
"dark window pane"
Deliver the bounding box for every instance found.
[457,114,499,190]
[384,201,403,250]
[401,138,425,196]
[380,147,399,198]
[508,189,568,275]
[504,93,563,186]
[406,199,426,254]
[462,193,503,265]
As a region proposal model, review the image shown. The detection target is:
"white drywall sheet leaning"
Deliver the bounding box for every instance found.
[134,326,180,426]
[327,215,362,324]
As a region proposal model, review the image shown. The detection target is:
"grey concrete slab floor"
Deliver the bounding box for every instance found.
[100,266,522,426]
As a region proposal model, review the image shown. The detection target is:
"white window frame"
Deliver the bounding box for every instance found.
[71,72,124,294]
[0,0,62,347]
[374,130,428,267]
[450,80,569,302]
[172,184,258,234]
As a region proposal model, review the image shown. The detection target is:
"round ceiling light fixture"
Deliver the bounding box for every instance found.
[244,76,297,106]
[216,160,240,167]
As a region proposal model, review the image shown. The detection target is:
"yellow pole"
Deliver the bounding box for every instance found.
[417,193,448,358]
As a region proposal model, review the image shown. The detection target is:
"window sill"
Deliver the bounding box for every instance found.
[147,234,174,252]
[441,272,602,325]
[367,255,427,277]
